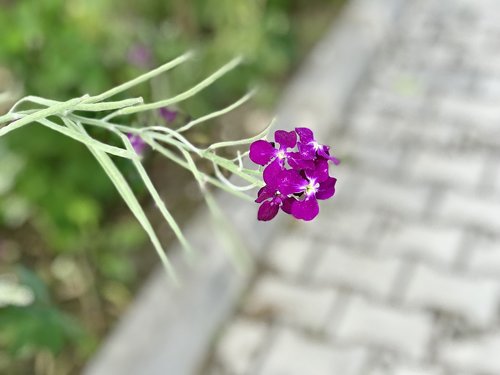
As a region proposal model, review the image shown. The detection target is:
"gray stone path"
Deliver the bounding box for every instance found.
[202,0,500,374]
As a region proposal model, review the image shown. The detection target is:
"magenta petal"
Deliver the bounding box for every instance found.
[297,142,316,160]
[291,196,319,221]
[258,201,280,221]
[274,130,297,149]
[288,152,315,170]
[278,169,307,196]
[316,177,337,200]
[127,134,146,155]
[263,159,283,187]
[318,147,340,165]
[306,159,329,183]
[295,127,314,143]
[159,107,178,123]
[255,186,275,203]
[250,140,277,166]
[281,197,295,214]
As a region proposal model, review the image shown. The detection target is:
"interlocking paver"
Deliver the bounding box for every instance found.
[258,328,368,375]
[332,297,432,359]
[201,0,500,373]
[468,240,500,278]
[243,275,336,331]
[381,222,462,266]
[356,176,429,217]
[404,264,499,326]
[314,245,401,298]
[437,191,500,233]
[439,333,500,375]
[214,318,267,375]
[264,235,312,278]
[392,366,444,375]
[410,150,484,190]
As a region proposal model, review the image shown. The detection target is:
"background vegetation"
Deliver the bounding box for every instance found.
[0,0,345,373]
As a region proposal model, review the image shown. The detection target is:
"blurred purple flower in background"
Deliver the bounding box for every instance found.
[250,127,339,222]
[127,134,147,156]
[128,44,152,68]
[159,107,178,123]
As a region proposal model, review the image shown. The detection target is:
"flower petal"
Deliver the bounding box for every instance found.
[255,186,275,203]
[278,169,307,196]
[127,134,146,155]
[305,159,329,183]
[257,201,280,221]
[316,177,337,200]
[281,197,295,214]
[288,152,315,170]
[263,159,283,188]
[295,127,314,144]
[274,130,297,149]
[159,107,178,123]
[291,196,319,221]
[249,140,277,166]
[297,142,316,160]
[318,147,340,165]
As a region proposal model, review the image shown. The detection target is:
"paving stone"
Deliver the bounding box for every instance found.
[314,245,401,298]
[397,119,456,147]
[410,150,484,190]
[333,297,432,359]
[215,319,267,375]
[439,333,500,375]
[259,328,368,375]
[265,235,312,278]
[392,365,444,375]
[199,0,500,374]
[356,176,428,217]
[244,275,336,331]
[437,191,500,233]
[309,207,375,244]
[381,222,462,266]
[468,240,500,278]
[404,264,500,326]
[343,138,404,173]
[438,96,500,132]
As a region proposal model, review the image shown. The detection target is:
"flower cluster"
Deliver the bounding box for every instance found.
[249,127,339,222]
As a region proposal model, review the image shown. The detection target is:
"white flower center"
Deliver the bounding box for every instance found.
[277,150,286,160]
[310,141,320,151]
[305,180,320,196]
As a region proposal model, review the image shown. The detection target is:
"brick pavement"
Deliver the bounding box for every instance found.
[201,0,500,374]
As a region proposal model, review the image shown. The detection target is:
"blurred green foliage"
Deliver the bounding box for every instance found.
[0,0,344,373]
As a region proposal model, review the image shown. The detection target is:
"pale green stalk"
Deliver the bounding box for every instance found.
[0,53,268,281]
[38,118,137,159]
[89,52,194,103]
[0,95,89,136]
[104,57,242,120]
[117,132,194,259]
[65,119,179,284]
[206,118,274,150]
[144,137,254,202]
[174,90,255,133]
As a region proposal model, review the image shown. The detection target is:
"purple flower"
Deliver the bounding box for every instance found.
[296,127,340,165]
[249,130,297,167]
[127,134,147,155]
[128,44,152,68]
[255,186,294,221]
[264,160,336,221]
[249,126,339,222]
[159,107,178,123]
[288,162,337,221]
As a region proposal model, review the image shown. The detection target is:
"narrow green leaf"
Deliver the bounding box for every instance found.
[65,120,178,284]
